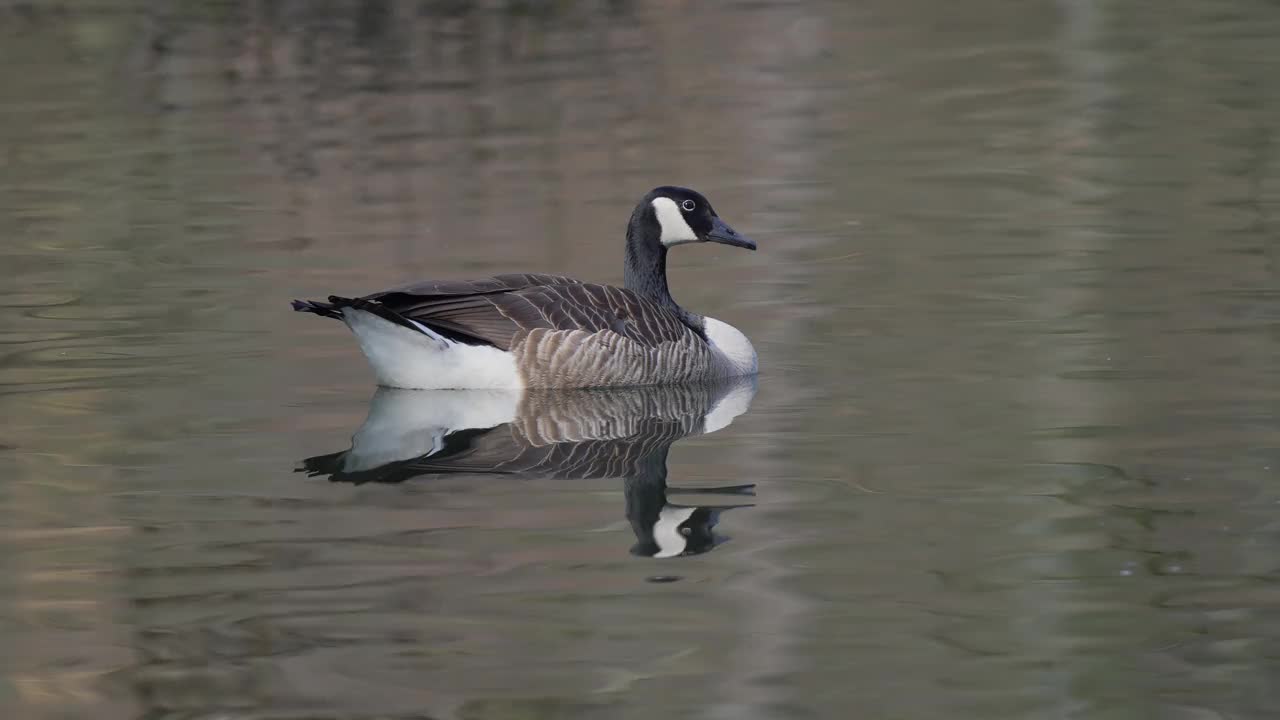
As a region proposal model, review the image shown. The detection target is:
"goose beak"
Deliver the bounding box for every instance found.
[706,217,756,251]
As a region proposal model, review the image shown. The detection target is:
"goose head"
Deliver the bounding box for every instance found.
[629,186,757,252]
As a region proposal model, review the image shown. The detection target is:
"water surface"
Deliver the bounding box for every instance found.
[2,1,1279,718]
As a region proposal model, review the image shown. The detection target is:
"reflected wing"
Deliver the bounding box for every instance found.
[302,419,686,484]
[297,381,756,485]
[403,417,688,480]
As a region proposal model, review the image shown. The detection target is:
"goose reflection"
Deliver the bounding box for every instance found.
[299,378,757,558]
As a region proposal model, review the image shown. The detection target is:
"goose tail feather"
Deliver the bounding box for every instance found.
[291,298,344,320]
[327,295,436,337]
[292,296,431,338]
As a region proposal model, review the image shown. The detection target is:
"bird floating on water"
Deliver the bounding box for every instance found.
[292,186,758,389]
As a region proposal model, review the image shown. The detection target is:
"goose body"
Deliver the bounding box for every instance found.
[293,187,758,389]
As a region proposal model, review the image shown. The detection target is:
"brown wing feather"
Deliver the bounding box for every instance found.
[369,273,581,299]
[493,284,693,347]
[365,273,579,348]
[366,275,695,351]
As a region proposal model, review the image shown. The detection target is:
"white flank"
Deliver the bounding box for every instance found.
[702,375,759,434]
[651,197,698,246]
[653,506,698,558]
[343,387,521,471]
[342,308,524,390]
[703,316,759,377]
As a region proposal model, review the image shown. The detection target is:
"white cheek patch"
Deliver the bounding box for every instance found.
[651,197,699,246]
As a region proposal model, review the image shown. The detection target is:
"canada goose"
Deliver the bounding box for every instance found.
[299,377,757,558]
[292,186,758,389]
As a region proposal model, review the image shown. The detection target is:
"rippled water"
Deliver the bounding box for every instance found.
[2,1,1279,718]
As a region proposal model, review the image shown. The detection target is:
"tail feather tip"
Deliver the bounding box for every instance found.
[292,299,343,319]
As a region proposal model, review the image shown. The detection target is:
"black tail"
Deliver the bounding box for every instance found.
[291,295,434,336]
[291,298,345,320]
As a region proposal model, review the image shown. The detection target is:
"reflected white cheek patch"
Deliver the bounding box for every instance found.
[651,197,698,246]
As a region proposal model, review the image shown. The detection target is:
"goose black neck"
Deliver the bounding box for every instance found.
[623,206,705,332]
[624,445,672,557]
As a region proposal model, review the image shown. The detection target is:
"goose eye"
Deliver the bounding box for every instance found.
[680,199,696,212]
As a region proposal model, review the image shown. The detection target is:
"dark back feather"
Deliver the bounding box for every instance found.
[370,273,582,299]
[368,274,698,350]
